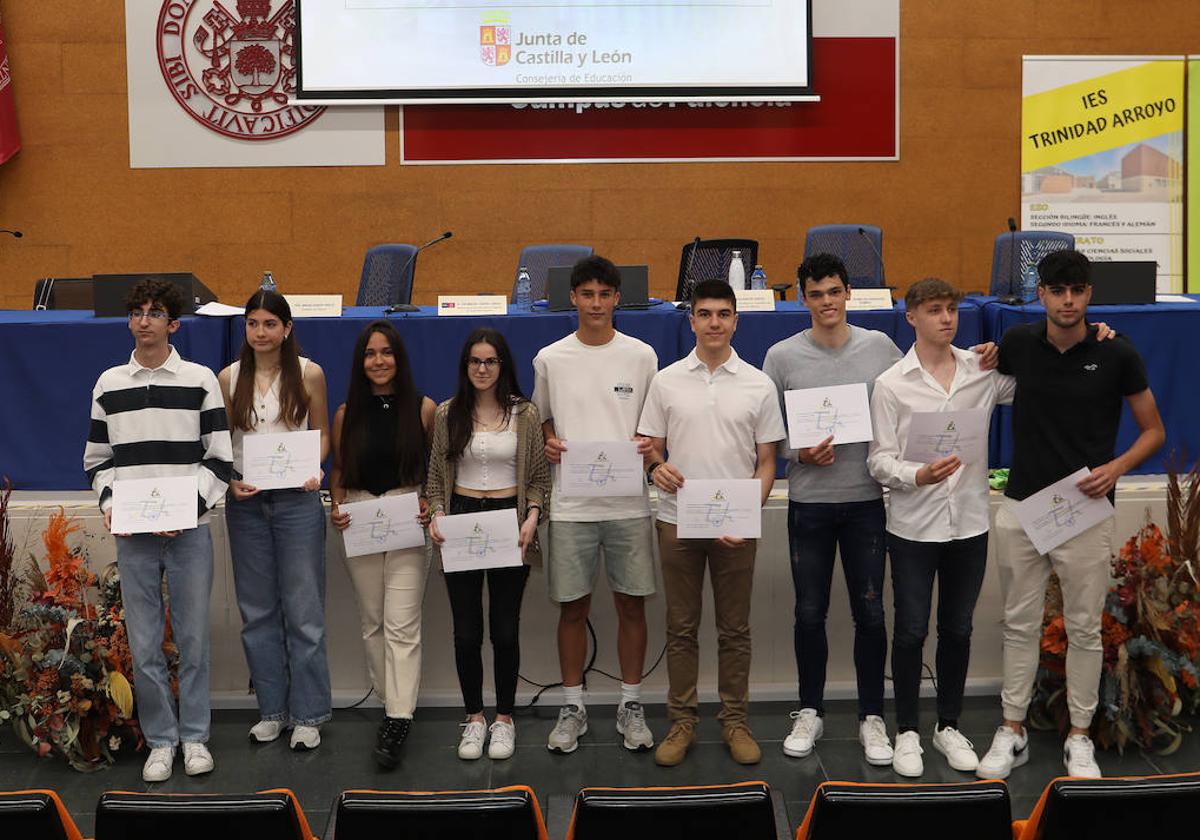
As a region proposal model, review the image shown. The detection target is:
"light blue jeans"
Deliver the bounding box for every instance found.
[226,489,332,726]
[115,526,214,748]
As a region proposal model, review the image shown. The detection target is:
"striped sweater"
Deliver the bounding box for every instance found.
[83,347,233,521]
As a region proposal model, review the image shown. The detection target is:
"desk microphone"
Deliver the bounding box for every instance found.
[0,229,22,238]
[384,231,453,313]
[857,227,885,287]
[675,236,703,310]
[997,217,1023,305]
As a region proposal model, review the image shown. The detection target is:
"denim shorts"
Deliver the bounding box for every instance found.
[546,517,656,603]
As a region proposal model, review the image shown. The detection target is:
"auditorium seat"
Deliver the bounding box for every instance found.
[93,789,315,840]
[356,243,420,307]
[988,230,1075,296]
[675,238,759,300]
[0,790,84,840]
[567,782,777,840]
[327,785,547,840]
[803,224,885,288]
[794,780,1011,840]
[1013,772,1200,839]
[514,243,593,301]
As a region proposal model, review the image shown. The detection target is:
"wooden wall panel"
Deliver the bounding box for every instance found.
[0,1,1197,310]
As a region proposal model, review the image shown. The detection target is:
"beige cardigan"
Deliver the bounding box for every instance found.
[425,398,550,567]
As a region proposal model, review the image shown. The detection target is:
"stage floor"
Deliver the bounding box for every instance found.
[1,698,1194,837]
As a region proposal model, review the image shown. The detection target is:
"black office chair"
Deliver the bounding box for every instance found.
[328,786,547,840]
[675,238,759,301]
[988,231,1075,296]
[803,224,885,288]
[0,790,84,840]
[567,782,777,840]
[356,244,419,307]
[1013,773,1200,839]
[513,243,593,302]
[795,780,1012,840]
[94,789,314,840]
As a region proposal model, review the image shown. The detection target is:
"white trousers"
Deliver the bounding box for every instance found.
[994,498,1114,729]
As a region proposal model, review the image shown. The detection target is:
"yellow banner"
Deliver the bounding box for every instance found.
[1022,61,1183,172]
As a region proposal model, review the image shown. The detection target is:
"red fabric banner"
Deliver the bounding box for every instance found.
[0,11,20,166]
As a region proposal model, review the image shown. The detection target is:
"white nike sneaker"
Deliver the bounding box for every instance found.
[933,725,979,772]
[1063,734,1102,778]
[977,726,1029,779]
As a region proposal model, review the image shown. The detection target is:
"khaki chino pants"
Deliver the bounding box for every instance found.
[656,521,756,727]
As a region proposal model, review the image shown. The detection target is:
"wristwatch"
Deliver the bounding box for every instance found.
[646,462,663,480]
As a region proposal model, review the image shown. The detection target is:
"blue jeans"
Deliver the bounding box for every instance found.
[115,526,214,748]
[226,489,332,726]
[788,499,887,717]
[889,532,988,732]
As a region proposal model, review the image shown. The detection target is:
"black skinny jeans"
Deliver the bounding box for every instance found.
[443,493,530,716]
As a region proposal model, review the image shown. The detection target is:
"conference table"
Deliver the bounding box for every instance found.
[1,294,1190,490]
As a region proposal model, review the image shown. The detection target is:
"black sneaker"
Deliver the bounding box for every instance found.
[375,716,411,769]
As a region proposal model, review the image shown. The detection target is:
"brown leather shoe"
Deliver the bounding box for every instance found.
[723,723,761,765]
[654,722,696,767]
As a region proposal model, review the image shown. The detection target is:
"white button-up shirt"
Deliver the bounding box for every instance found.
[867,345,1015,542]
[638,347,786,525]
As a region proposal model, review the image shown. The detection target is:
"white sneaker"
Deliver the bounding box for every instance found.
[977,726,1029,779]
[142,746,175,783]
[892,730,924,778]
[616,702,654,751]
[290,725,321,751]
[547,704,588,754]
[249,719,285,743]
[933,725,978,772]
[783,708,823,758]
[859,715,894,765]
[457,719,487,760]
[488,720,516,760]
[1063,734,1102,778]
[182,742,214,776]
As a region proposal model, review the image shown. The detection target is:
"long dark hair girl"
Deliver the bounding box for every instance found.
[446,327,526,461]
[230,289,309,431]
[339,320,427,489]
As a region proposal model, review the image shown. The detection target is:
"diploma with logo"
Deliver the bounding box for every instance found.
[1014,467,1115,555]
[560,440,643,497]
[902,408,989,465]
[676,479,762,539]
[241,430,321,490]
[110,475,198,534]
[784,382,873,449]
[340,492,425,558]
[437,508,523,572]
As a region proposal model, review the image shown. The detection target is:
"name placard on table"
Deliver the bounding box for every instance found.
[438,296,508,316]
[845,289,894,311]
[285,295,343,318]
[733,290,776,312]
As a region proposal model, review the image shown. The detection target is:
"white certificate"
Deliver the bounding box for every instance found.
[560,440,643,497]
[110,476,198,534]
[676,479,762,539]
[437,508,523,572]
[241,430,321,491]
[1014,468,1115,556]
[340,492,426,558]
[784,383,873,449]
[902,409,989,465]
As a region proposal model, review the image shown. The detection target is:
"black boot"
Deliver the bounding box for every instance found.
[375,716,411,769]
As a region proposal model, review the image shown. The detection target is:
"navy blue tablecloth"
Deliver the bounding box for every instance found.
[983,297,1200,475]
[0,311,230,491]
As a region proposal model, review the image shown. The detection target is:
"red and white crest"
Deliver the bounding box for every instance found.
[156,0,325,140]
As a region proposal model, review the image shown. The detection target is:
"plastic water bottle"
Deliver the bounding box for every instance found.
[514,265,532,308]
[1018,264,1038,301]
[750,265,767,291]
[260,271,277,293]
[728,250,746,290]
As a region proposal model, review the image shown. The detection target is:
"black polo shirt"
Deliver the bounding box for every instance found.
[998,321,1149,502]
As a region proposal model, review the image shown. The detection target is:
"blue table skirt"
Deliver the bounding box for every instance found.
[0,312,230,490]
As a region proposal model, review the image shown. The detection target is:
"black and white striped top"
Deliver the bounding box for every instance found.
[83,347,233,522]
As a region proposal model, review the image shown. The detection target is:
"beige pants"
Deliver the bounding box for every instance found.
[342,487,430,718]
[994,498,1114,729]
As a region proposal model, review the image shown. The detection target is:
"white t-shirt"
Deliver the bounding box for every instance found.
[637,348,786,525]
[532,331,658,521]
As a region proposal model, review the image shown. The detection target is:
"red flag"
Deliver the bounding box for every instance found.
[0,9,20,165]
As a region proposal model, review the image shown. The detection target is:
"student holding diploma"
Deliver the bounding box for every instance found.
[979,251,1163,780]
[426,328,549,762]
[867,279,1016,777]
[217,290,332,751]
[83,278,233,782]
[638,280,785,767]
[330,321,436,769]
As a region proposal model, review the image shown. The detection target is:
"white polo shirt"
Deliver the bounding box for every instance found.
[638,347,786,525]
[867,344,1016,542]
